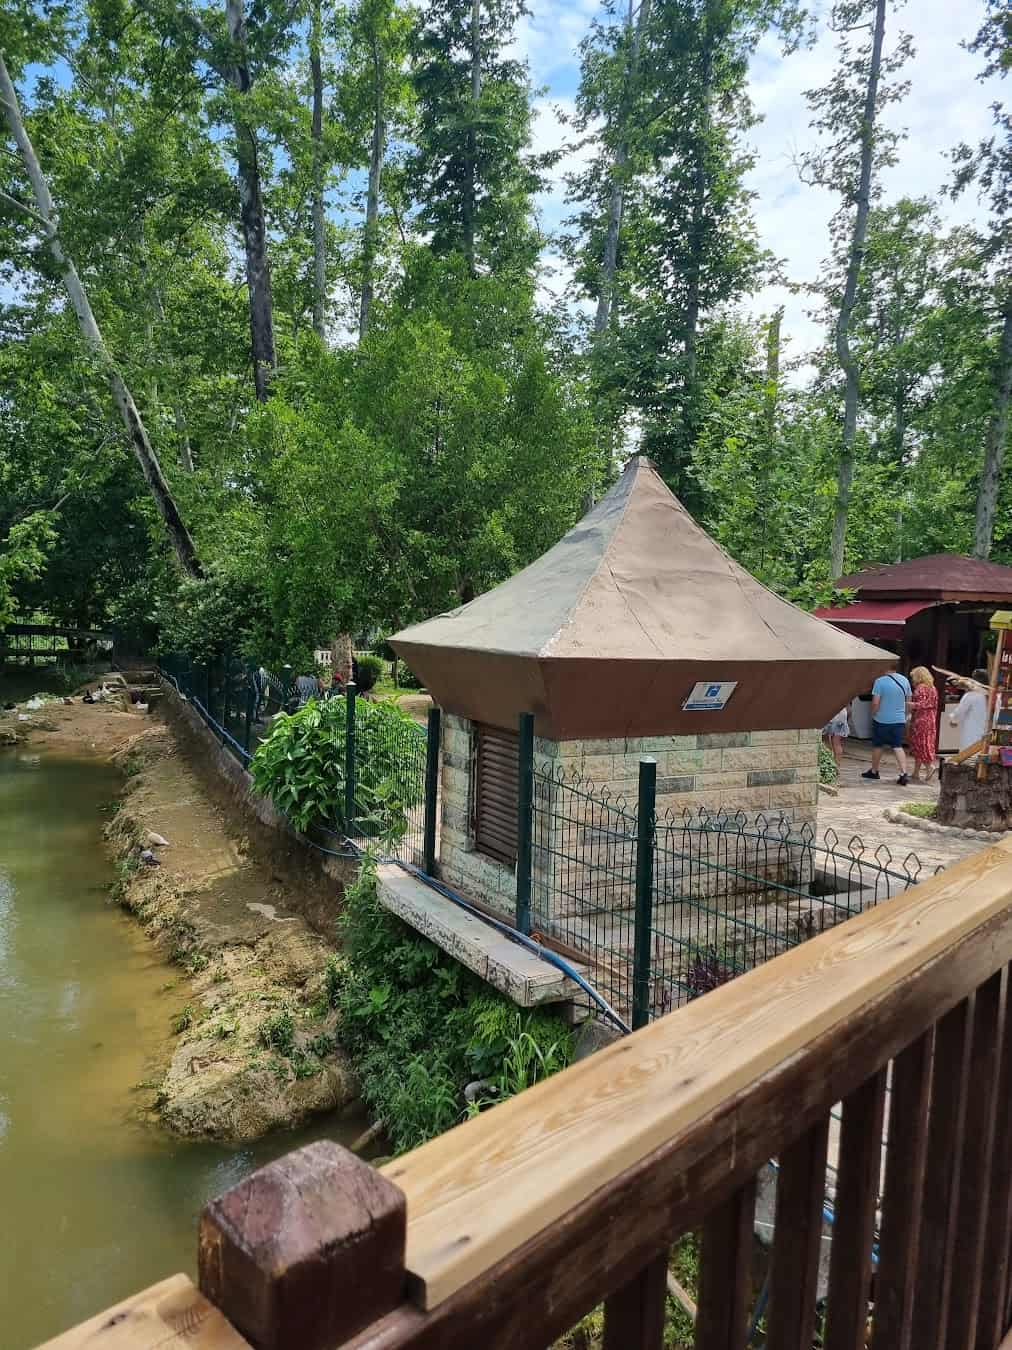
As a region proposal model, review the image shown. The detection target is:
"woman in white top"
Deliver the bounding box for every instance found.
[950,668,990,755]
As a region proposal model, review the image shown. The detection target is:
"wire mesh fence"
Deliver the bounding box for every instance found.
[529,765,939,1026]
[157,653,430,865]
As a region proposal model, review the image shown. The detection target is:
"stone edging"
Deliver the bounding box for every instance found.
[883,804,999,843]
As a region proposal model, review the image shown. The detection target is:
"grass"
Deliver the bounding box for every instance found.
[901,801,938,820]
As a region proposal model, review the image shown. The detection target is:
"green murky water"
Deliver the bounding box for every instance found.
[0,750,364,1349]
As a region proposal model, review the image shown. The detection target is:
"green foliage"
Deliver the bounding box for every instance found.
[354,653,384,692]
[333,858,574,1154]
[250,694,424,838]
[901,801,937,819]
[818,743,840,785]
[257,1007,296,1055]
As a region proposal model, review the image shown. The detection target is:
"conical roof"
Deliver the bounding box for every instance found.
[392,457,892,738]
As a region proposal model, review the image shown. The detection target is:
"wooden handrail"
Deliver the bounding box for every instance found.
[39,838,1012,1350]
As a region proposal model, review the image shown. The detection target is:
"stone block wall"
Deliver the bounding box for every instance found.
[437,716,822,930]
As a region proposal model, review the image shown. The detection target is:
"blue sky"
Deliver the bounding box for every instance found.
[518,0,1005,368]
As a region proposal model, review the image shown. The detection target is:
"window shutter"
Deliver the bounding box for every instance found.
[473,723,519,866]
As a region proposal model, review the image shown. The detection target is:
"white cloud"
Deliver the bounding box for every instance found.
[742,0,1003,365]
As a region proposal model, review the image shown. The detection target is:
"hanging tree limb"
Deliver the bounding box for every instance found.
[0,49,203,579]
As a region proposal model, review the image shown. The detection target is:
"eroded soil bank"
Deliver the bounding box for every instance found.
[6,685,357,1142]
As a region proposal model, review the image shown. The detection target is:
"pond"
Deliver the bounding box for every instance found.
[0,749,366,1349]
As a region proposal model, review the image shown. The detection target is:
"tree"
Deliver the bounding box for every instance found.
[0,48,202,577]
[951,0,1012,559]
[410,0,540,279]
[801,0,912,578]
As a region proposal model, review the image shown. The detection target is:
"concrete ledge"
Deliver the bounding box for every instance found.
[376,863,582,1008]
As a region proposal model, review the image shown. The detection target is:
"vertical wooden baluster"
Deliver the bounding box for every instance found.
[198,1141,407,1350]
[872,1030,933,1350]
[824,1070,887,1350]
[603,1250,670,1350]
[765,1116,830,1350]
[979,971,1012,1350]
[694,1179,757,1350]
[910,999,972,1350]
[947,972,1003,1350]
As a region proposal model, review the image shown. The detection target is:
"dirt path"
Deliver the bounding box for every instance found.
[5,683,356,1142]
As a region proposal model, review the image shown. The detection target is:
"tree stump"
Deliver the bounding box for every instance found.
[938,760,1012,831]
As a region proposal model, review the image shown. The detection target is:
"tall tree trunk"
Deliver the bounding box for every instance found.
[310,0,327,340]
[830,0,887,580]
[0,52,202,578]
[462,0,480,277]
[225,0,277,401]
[758,307,783,571]
[974,300,1012,559]
[593,0,653,338]
[358,30,385,341]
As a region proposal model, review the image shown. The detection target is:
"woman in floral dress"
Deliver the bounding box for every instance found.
[908,666,939,782]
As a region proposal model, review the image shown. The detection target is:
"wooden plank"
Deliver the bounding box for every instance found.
[946,972,1003,1350]
[339,905,1012,1350]
[873,1031,933,1350]
[824,1070,888,1350]
[978,972,1012,1350]
[37,1275,250,1349]
[381,840,1012,1311]
[909,999,971,1350]
[602,1250,669,1350]
[766,1118,830,1350]
[694,1180,756,1350]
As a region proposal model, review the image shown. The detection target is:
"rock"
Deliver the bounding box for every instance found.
[938,759,1012,831]
[145,830,171,848]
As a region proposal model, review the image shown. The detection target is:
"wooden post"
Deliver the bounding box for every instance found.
[198,1141,406,1350]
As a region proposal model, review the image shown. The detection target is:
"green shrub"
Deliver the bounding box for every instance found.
[396,664,424,690]
[901,801,937,819]
[257,1007,295,1055]
[335,858,574,1154]
[354,653,384,692]
[818,742,839,785]
[249,695,424,840]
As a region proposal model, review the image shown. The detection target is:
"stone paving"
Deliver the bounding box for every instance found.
[817,741,981,874]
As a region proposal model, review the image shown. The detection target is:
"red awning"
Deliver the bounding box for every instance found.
[813,599,939,639]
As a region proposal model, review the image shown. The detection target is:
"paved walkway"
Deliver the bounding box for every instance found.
[816,741,981,875]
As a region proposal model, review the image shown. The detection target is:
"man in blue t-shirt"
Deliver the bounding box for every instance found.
[862,663,912,785]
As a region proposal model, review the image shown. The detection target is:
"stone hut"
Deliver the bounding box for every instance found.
[392,456,891,926]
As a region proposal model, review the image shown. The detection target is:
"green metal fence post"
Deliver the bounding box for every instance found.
[632,756,657,1031]
[222,654,231,745]
[423,706,442,876]
[344,682,357,833]
[516,712,535,936]
[244,668,255,758]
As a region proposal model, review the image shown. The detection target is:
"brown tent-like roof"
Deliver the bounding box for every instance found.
[392,457,892,739]
[836,554,1012,602]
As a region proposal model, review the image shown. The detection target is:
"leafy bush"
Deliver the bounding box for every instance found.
[333,858,574,1154]
[396,664,424,690]
[257,1007,296,1054]
[818,742,839,785]
[250,695,424,840]
[354,653,384,692]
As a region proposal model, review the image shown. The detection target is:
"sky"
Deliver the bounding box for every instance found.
[516,0,1004,368]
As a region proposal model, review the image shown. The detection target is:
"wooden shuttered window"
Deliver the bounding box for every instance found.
[472,723,519,867]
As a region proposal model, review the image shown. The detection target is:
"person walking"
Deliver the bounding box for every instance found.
[950,668,990,757]
[908,666,939,782]
[862,662,912,785]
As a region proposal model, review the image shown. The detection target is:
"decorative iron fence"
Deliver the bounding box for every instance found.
[157,654,433,868]
[527,753,939,1027]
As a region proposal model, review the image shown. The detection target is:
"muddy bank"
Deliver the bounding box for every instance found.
[108,726,357,1141]
[5,686,358,1143]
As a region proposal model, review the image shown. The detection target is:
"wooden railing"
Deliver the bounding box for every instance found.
[43,838,1012,1350]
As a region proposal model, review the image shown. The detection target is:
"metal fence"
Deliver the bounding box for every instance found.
[525,748,940,1028]
[157,653,434,868]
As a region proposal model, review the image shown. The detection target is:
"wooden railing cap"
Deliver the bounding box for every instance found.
[199,1141,406,1350]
